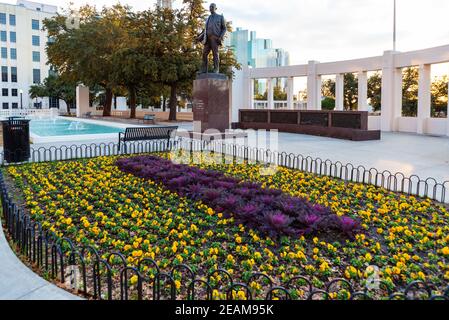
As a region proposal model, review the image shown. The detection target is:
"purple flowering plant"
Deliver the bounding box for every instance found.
[117,155,361,240]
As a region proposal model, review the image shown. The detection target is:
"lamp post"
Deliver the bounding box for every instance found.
[393,0,397,51]
[19,89,23,109]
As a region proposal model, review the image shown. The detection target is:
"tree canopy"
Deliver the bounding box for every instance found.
[29,74,77,115]
[44,1,239,120]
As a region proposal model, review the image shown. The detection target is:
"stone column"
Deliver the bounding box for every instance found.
[250,78,255,109]
[392,69,403,131]
[76,85,90,118]
[417,64,431,134]
[307,61,321,110]
[287,77,294,109]
[231,67,246,123]
[381,51,402,132]
[335,74,344,111]
[267,78,274,109]
[358,71,368,111]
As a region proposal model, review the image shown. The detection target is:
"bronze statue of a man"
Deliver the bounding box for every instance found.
[197,3,226,74]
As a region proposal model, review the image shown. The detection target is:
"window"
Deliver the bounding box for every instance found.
[12,88,18,96]
[32,19,40,30]
[9,14,16,26]
[10,31,16,43]
[32,51,40,62]
[12,102,18,109]
[2,103,8,109]
[1,66,7,82]
[49,97,60,109]
[33,68,40,83]
[10,48,16,60]
[1,47,7,59]
[32,35,40,46]
[2,88,7,96]
[0,13,6,25]
[11,67,17,82]
[0,31,6,42]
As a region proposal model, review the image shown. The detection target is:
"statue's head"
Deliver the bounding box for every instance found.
[210,3,217,14]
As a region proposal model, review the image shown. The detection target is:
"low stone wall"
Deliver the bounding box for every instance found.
[91,110,194,122]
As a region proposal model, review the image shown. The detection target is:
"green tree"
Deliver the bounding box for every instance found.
[367,72,382,112]
[321,97,335,110]
[136,1,239,121]
[29,74,77,115]
[321,79,335,99]
[321,74,358,110]
[431,75,448,117]
[45,4,130,117]
[402,67,419,117]
[344,73,358,110]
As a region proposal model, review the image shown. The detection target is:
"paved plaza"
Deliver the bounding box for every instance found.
[0,222,80,300]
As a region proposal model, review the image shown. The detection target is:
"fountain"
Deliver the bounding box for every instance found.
[68,121,86,131]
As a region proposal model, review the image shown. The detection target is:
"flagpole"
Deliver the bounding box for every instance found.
[393,0,397,51]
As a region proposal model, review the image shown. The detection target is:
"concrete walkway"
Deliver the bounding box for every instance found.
[0,221,81,300]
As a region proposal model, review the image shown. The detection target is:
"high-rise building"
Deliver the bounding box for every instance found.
[0,0,59,110]
[226,28,290,69]
[226,27,290,94]
[157,0,173,9]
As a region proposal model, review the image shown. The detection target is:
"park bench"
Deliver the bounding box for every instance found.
[143,114,156,124]
[118,126,178,152]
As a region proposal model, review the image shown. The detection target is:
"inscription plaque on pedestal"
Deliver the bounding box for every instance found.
[193,73,230,133]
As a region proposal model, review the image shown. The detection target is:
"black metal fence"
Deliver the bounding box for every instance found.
[1,139,449,300]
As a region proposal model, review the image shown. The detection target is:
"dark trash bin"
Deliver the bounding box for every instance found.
[2,117,31,163]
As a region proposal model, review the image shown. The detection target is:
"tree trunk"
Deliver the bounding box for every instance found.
[168,84,177,121]
[129,87,137,119]
[102,88,113,117]
[66,100,71,116]
[162,96,167,112]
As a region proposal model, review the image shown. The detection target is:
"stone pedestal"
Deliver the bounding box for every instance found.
[193,73,230,133]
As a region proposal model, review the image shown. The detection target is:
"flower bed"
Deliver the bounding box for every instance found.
[116,156,361,240]
[3,152,449,298]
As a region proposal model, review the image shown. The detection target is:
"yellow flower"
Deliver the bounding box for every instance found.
[442,247,449,256]
[365,253,372,262]
[319,262,329,272]
[130,275,138,285]
[132,250,143,258]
